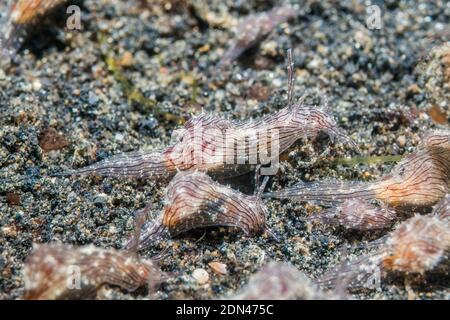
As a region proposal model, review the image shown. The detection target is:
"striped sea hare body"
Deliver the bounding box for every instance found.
[131,171,270,250]
[319,196,450,290]
[162,171,266,234]
[373,130,450,208]
[23,243,162,299]
[381,214,450,273]
[266,129,450,230]
[165,102,356,174]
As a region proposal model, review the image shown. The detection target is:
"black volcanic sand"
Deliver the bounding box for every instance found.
[0,0,449,300]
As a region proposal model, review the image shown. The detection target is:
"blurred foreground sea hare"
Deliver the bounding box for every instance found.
[1,0,68,58]
[228,261,344,300]
[23,243,162,299]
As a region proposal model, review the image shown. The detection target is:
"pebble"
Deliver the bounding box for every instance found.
[32,80,42,91]
[208,262,228,275]
[88,92,99,105]
[118,51,134,67]
[396,135,406,147]
[115,133,124,141]
[192,268,210,285]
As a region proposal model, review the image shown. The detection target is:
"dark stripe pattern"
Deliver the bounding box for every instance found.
[134,171,268,250]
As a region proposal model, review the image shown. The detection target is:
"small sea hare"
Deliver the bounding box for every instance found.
[219,4,296,66]
[228,261,345,300]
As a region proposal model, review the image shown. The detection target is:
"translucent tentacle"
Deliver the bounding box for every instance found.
[264,180,377,205]
[318,251,385,290]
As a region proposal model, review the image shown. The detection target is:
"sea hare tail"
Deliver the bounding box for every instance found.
[54,151,173,179]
